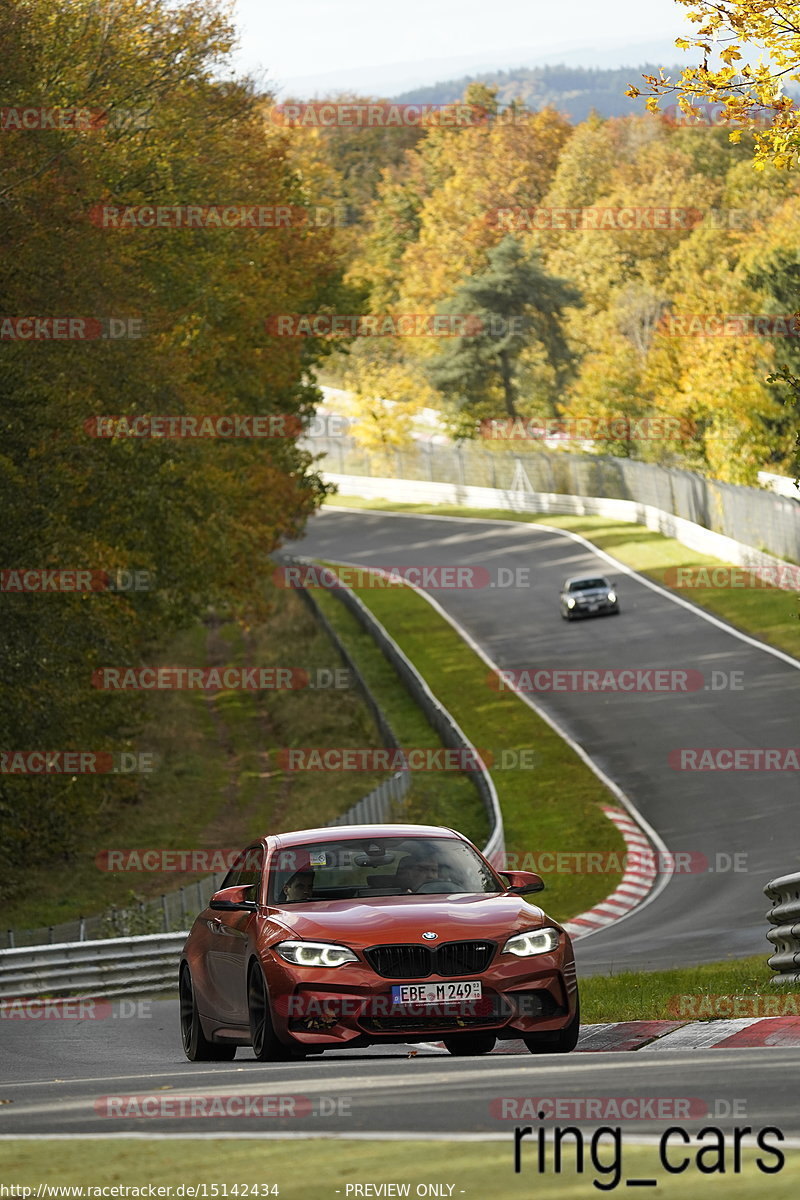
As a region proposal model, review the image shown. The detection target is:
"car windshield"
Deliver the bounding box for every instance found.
[568,578,608,592]
[268,836,502,903]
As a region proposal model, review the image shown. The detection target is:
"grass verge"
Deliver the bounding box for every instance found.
[0,1139,797,1197]
[581,954,781,1022]
[315,562,627,922]
[327,496,800,659]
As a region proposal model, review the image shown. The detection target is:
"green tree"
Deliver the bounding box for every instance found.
[426,237,582,423]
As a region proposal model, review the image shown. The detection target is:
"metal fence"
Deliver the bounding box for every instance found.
[765,871,800,985]
[310,437,800,564]
[0,933,188,1002]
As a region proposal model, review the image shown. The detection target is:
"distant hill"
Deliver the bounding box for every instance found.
[392,63,687,123]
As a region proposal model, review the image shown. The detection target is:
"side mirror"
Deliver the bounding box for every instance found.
[209,884,259,912]
[500,870,545,895]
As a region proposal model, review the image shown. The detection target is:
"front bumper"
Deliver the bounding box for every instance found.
[568,599,618,617]
[266,951,577,1047]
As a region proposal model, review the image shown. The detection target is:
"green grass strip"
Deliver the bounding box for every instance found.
[581,954,783,1023]
[1,1139,798,1196]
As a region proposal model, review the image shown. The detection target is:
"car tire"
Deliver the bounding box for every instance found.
[248,960,291,1062]
[179,964,236,1062]
[442,1032,497,1056]
[522,995,580,1055]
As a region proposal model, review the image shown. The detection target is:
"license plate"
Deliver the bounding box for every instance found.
[587,603,598,611]
[391,980,482,1005]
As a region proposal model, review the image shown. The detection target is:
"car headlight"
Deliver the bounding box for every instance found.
[274,940,358,967]
[566,597,576,608]
[503,927,560,956]
[607,591,616,603]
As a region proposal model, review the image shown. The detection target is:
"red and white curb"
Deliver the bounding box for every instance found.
[561,805,658,940]
[421,1016,800,1055]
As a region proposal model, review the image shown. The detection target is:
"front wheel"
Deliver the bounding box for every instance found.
[522,995,580,1055]
[248,960,291,1062]
[179,964,236,1061]
[442,1032,496,1056]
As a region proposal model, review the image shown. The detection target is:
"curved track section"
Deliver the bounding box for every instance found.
[285,508,800,974]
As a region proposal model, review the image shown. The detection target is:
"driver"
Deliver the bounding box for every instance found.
[281,869,314,902]
[395,855,439,893]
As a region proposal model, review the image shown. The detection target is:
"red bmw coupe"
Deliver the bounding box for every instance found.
[179,823,579,1061]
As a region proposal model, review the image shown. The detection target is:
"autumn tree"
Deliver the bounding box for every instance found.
[0,0,353,881]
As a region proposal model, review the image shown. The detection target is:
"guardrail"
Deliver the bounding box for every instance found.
[0,933,188,1002]
[765,871,800,984]
[0,559,503,1000]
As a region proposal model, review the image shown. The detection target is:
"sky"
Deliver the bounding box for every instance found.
[230,0,699,97]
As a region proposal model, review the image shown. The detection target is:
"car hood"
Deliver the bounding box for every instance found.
[570,588,610,599]
[262,893,551,948]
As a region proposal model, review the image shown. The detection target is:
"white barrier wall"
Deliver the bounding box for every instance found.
[325,473,800,590]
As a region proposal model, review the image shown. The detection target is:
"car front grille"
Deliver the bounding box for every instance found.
[363,940,495,979]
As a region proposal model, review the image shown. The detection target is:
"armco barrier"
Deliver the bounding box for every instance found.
[765,871,800,984]
[0,562,503,999]
[0,933,188,1001]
